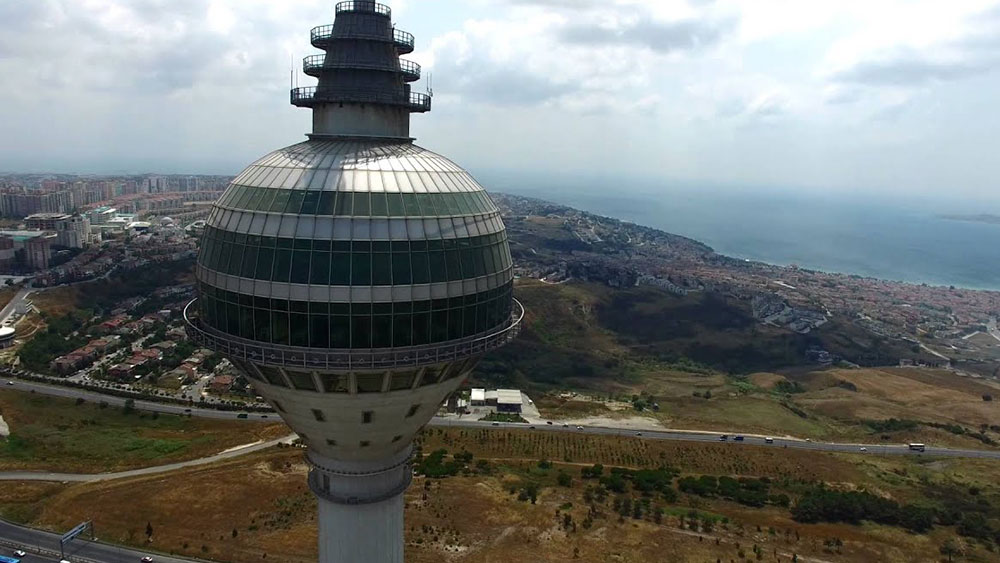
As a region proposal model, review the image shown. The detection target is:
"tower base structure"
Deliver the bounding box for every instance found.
[307,446,413,562]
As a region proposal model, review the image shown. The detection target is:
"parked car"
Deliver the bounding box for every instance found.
[13,550,26,557]
[734,435,745,442]
[764,437,774,444]
[718,434,728,441]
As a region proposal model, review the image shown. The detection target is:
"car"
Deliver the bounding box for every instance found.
[529,425,535,429]
[546,421,553,425]
[491,421,499,426]
[13,550,26,557]
[718,434,728,441]
[5,381,12,385]
[635,432,642,436]
[183,408,191,412]
[261,415,269,418]
[562,423,569,428]
[859,446,867,452]
[734,435,745,442]
[576,425,584,430]
[61,560,72,563]
[764,437,774,444]
[142,557,155,563]
[805,438,812,442]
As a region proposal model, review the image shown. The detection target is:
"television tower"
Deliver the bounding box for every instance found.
[184,2,522,561]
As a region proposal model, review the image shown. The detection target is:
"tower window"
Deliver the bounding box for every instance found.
[362,410,374,424]
[360,440,371,448]
[405,404,420,418]
[312,409,326,422]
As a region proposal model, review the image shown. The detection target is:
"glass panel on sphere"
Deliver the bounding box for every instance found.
[240,246,258,278]
[401,193,420,216]
[335,192,353,215]
[269,189,290,212]
[371,192,388,216]
[445,250,462,281]
[412,312,430,345]
[254,309,271,342]
[352,315,372,348]
[310,314,330,347]
[301,190,321,214]
[353,192,371,216]
[273,249,292,282]
[351,252,371,285]
[391,253,411,284]
[372,315,392,348]
[428,251,447,283]
[290,250,311,284]
[392,314,412,347]
[285,190,305,214]
[330,317,350,348]
[331,252,351,285]
[271,312,289,345]
[318,191,336,215]
[356,373,383,393]
[255,248,274,279]
[372,253,392,285]
[290,313,309,346]
[310,251,330,285]
[386,193,405,215]
[410,251,430,284]
[431,310,448,342]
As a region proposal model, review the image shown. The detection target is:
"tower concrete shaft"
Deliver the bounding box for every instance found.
[308,447,412,562]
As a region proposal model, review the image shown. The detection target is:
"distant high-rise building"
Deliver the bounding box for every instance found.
[184,3,521,561]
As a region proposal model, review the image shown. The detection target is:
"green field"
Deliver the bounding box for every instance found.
[0,389,286,473]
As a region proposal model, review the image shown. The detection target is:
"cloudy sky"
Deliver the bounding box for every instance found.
[1,0,999,201]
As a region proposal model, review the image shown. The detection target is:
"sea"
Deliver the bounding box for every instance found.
[492,181,1000,292]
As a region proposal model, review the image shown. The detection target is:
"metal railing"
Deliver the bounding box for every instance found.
[183,298,522,371]
[409,91,432,112]
[336,1,391,16]
[394,28,415,52]
[291,87,432,112]
[301,54,420,80]
[309,25,414,53]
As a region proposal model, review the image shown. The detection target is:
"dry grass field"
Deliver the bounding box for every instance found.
[7,428,1000,563]
[0,389,287,472]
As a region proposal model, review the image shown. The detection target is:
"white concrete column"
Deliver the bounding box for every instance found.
[307,446,412,563]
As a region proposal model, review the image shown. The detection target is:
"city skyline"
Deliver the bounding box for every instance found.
[1,0,999,201]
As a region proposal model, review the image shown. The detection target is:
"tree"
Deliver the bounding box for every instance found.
[557,472,572,487]
[232,528,238,538]
[940,538,962,562]
[123,398,135,414]
[145,522,153,539]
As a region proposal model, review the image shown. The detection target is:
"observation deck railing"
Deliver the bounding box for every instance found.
[335,1,391,17]
[302,55,421,81]
[184,298,523,371]
[309,25,414,53]
[291,86,432,112]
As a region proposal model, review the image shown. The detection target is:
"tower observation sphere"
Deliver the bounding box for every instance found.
[183,2,522,561]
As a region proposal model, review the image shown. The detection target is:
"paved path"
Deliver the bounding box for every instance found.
[0,434,296,482]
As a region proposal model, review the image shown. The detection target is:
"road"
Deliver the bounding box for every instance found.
[5,377,1000,482]
[0,433,296,482]
[0,518,201,563]
[1,379,275,422]
[0,287,33,325]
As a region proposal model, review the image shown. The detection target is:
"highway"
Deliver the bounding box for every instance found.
[0,518,199,563]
